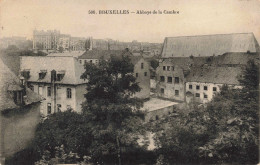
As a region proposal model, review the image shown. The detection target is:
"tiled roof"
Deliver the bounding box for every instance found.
[20,56,87,84]
[162,33,260,57]
[0,58,42,111]
[78,50,124,60]
[186,66,242,85]
[161,57,208,70]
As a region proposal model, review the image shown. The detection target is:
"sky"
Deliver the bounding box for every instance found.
[0,0,260,43]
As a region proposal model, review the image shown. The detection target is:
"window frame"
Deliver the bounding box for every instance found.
[174,77,179,84]
[167,76,172,83]
[160,76,165,82]
[67,88,72,99]
[47,86,51,97]
[175,90,179,96]
[195,93,200,97]
[196,85,200,90]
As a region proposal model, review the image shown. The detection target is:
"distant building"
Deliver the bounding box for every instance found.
[185,66,243,103]
[161,33,260,58]
[33,30,60,50]
[20,56,87,116]
[58,34,71,51]
[78,49,151,99]
[0,36,28,49]
[33,30,86,51]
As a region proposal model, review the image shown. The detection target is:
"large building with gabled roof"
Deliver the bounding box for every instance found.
[161,33,260,58]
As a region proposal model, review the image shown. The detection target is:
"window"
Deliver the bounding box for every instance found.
[204,86,208,90]
[175,90,179,96]
[160,88,164,94]
[195,93,200,97]
[175,77,179,84]
[67,88,72,98]
[163,66,166,70]
[167,66,170,71]
[189,85,192,89]
[47,103,51,114]
[90,60,92,63]
[136,73,138,77]
[213,87,217,91]
[160,76,165,82]
[155,115,159,120]
[204,94,208,98]
[172,66,175,71]
[167,77,172,83]
[47,87,51,97]
[57,104,61,112]
[141,63,144,69]
[196,85,200,90]
[57,73,65,81]
[144,72,147,76]
[39,71,47,80]
[79,60,82,64]
[84,60,87,64]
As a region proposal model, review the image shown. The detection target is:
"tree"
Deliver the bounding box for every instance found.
[154,60,259,164]
[81,53,145,164]
[33,110,93,160]
[58,46,64,53]
[85,38,91,51]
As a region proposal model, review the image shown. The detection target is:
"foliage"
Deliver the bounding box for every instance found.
[58,46,64,53]
[80,53,145,164]
[150,59,159,70]
[33,110,93,159]
[154,60,259,164]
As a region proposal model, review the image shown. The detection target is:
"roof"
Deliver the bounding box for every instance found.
[0,58,42,111]
[161,33,260,58]
[186,66,242,85]
[47,51,85,58]
[210,52,259,65]
[160,57,208,70]
[78,50,124,60]
[20,56,87,84]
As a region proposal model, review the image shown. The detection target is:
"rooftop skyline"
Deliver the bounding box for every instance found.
[0,0,260,43]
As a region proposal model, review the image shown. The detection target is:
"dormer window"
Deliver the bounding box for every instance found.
[56,70,65,81]
[21,69,30,79]
[39,70,47,80]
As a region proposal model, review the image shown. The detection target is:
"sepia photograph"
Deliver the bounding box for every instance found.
[0,0,259,164]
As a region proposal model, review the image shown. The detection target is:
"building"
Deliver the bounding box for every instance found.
[161,33,260,58]
[20,56,87,116]
[70,37,85,51]
[78,49,151,99]
[0,37,27,49]
[58,34,71,51]
[185,66,243,103]
[33,30,60,50]
[0,58,42,164]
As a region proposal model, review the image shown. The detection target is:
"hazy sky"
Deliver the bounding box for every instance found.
[0,0,260,43]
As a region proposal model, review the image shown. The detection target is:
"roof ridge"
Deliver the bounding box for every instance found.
[166,32,254,39]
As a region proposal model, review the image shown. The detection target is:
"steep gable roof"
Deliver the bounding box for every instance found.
[78,50,124,60]
[20,56,87,84]
[162,33,260,58]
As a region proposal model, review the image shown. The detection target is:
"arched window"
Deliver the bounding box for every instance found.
[67,88,72,98]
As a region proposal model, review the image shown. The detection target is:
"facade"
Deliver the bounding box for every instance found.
[20,56,87,116]
[161,33,260,58]
[156,58,187,102]
[33,30,86,51]
[33,30,60,50]
[58,34,71,51]
[132,56,150,99]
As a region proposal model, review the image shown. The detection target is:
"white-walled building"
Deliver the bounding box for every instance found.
[185,66,242,103]
[20,56,87,116]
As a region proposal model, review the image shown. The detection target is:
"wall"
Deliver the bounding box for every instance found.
[185,82,242,103]
[134,58,150,99]
[156,61,185,102]
[30,83,84,115]
[1,103,41,158]
[145,105,173,122]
